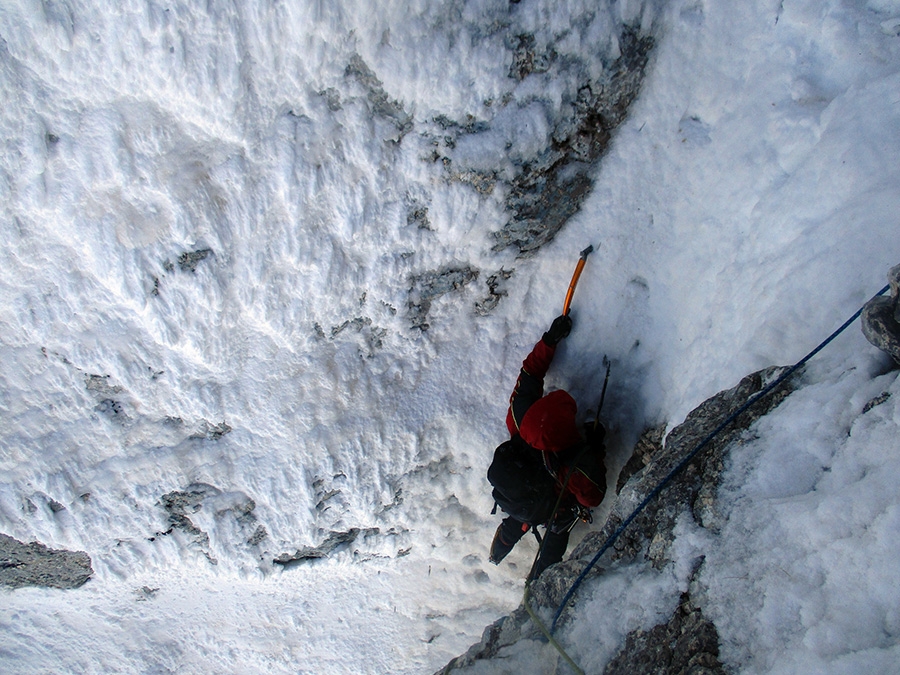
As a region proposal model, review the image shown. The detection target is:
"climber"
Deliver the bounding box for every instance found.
[488,314,608,580]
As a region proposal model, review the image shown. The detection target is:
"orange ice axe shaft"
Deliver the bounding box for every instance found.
[562,244,595,316]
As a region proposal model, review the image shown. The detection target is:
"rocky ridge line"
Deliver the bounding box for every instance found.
[437,365,799,674]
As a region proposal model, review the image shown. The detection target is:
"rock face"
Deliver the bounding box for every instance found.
[273,528,380,568]
[153,483,267,565]
[409,17,658,325]
[0,533,93,590]
[861,263,900,365]
[437,366,798,674]
[566,366,796,579]
[493,27,655,258]
[604,591,725,675]
[408,266,480,331]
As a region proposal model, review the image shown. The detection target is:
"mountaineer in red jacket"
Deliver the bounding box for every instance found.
[488,314,607,580]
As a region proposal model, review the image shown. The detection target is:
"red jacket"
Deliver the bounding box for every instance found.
[505,339,605,508]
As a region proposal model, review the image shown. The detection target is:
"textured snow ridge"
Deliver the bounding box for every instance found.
[2,0,900,672]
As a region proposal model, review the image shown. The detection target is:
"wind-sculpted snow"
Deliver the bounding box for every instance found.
[2,0,900,672]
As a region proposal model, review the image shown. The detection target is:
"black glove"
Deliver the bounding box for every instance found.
[542,314,572,346]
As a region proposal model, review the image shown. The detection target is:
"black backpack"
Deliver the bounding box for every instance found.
[487,437,558,524]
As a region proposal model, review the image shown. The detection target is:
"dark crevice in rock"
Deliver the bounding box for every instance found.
[0,533,93,590]
[493,26,655,257]
[273,527,380,568]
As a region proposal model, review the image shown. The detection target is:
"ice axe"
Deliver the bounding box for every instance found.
[562,244,595,316]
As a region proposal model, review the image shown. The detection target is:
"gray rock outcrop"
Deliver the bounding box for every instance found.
[861,263,900,365]
[273,527,380,568]
[604,590,725,675]
[0,533,93,590]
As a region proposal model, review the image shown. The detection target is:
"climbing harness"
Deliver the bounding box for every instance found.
[520,360,611,675]
[548,283,891,634]
[522,453,587,675]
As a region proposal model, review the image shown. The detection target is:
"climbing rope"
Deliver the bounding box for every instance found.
[549,283,890,634]
[522,453,587,674]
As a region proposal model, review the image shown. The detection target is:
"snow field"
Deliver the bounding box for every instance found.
[1,0,900,672]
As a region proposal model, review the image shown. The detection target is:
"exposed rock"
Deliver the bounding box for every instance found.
[474,268,514,316]
[507,33,554,81]
[493,27,655,257]
[331,316,371,337]
[95,398,129,423]
[177,248,214,273]
[84,374,124,396]
[863,391,891,414]
[437,606,533,673]
[273,528,380,567]
[0,533,93,590]
[345,54,412,138]
[318,87,342,112]
[604,591,725,675]
[616,423,666,493]
[136,585,160,601]
[407,204,431,230]
[189,420,232,441]
[247,525,268,546]
[451,169,498,195]
[154,483,264,565]
[432,114,491,136]
[157,483,217,557]
[861,263,900,366]
[327,315,387,357]
[567,365,797,579]
[408,265,480,330]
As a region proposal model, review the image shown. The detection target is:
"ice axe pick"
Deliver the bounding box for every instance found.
[562,244,595,316]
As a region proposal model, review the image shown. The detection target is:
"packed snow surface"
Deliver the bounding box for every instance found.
[1,0,899,673]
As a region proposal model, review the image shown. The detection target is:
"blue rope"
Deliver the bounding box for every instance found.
[550,283,890,633]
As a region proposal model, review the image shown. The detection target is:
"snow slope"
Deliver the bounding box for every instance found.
[1,0,899,673]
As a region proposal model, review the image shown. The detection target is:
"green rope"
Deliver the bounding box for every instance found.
[523,583,585,675]
[520,417,602,675]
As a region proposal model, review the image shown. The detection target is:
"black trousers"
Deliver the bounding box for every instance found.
[497,515,571,581]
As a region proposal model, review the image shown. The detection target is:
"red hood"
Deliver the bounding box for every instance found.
[519,390,581,452]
